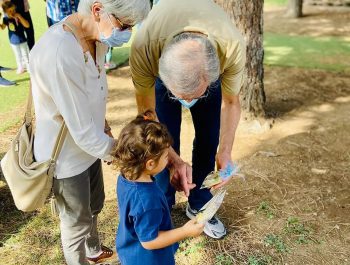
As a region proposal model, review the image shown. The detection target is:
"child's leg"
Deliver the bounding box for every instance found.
[10,44,24,74]
[19,43,30,72]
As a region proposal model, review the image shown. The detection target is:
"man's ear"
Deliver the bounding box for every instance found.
[145,159,156,171]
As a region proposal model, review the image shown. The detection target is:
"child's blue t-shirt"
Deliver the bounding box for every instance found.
[2,17,27,45]
[116,175,179,265]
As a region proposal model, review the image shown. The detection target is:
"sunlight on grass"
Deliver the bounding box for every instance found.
[264,33,350,72]
[265,0,288,7]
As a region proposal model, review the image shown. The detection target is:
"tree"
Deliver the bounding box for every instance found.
[286,0,303,18]
[214,0,265,117]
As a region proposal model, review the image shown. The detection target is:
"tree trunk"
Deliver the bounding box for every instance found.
[214,0,265,117]
[286,0,303,18]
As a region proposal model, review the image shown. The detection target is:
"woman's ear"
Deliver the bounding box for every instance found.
[145,159,156,171]
[91,2,103,21]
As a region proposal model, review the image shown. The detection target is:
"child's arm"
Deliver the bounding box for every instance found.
[14,13,29,28]
[141,219,204,250]
[0,14,6,30]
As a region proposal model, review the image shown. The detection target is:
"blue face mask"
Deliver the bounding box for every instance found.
[98,12,132,47]
[99,28,132,47]
[178,99,199,109]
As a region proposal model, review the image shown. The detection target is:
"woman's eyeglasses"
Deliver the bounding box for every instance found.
[113,15,134,31]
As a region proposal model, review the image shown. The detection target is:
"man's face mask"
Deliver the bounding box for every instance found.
[171,89,209,109]
[178,99,199,109]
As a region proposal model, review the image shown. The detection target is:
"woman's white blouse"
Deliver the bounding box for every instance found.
[29,23,114,179]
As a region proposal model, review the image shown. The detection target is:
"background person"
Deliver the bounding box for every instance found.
[46,0,79,27]
[0,67,16,87]
[0,1,30,74]
[130,0,246,239]
[11,0,35,49]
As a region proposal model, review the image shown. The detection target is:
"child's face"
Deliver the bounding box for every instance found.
[150,148,169,175]
[4,6,16,18]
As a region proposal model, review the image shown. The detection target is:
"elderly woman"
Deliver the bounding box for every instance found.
[29,0,150,264]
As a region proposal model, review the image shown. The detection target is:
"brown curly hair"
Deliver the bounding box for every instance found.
[1,0,16,13]
[113,110,172,180]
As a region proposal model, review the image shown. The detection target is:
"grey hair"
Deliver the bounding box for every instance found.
[159,32,220,97]
[78,0,150,24]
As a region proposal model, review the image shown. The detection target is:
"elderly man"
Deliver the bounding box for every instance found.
[130,0,246,239]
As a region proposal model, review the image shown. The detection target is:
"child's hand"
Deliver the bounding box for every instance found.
[182,219,204,237]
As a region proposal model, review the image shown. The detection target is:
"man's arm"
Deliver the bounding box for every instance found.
[213,92,241,189]
[135,91,195,196]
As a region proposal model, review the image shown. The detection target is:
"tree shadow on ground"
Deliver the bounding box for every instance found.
[264,5,350,37]
[264,67,350,118]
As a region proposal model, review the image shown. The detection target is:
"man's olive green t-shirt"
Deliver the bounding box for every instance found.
[130,0,246,96]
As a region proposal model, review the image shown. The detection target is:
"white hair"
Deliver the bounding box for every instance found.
[159,32,220,97]
[78,0,150,24]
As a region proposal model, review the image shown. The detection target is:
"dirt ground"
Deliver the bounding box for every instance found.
[0,5,349,265]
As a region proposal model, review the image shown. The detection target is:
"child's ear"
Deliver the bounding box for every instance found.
[145,159,156,171]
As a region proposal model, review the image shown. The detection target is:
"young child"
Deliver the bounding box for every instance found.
[0,1,30,74]
[114,110,204,265]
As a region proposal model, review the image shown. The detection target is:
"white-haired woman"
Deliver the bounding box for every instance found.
[29,0,150,264]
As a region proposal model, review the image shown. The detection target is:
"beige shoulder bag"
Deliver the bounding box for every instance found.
[0,83,67,212]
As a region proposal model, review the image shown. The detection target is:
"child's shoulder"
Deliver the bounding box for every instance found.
[118,175,166,213]
[134,187,166,216]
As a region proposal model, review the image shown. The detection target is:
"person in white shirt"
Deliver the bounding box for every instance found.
[29,0,150,264]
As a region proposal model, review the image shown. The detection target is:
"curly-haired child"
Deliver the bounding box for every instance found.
[114,110,204,265]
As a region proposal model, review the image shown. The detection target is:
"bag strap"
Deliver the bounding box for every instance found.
[62,21,79,41]
[24,83,33,126]
[51,121,68,161]
[25,82,68,163]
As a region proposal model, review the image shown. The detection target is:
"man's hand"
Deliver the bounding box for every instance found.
[212,151,233,190]
[168,149,195,197]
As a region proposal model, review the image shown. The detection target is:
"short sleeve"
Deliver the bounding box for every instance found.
[133,209,163,242]
[221,40,246,95]
[3,17,9,26]
[129,41,156,96]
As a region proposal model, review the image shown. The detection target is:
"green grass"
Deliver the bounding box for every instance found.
[283,217,313,244]
[265,0,288,7]
[0,1,45,131]
[257,201,275,219]
[264,33,350,72]
[264,234,289,253]
[248,255,272,265]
